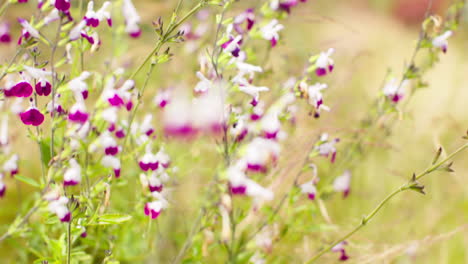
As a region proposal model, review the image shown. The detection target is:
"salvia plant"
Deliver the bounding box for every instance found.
[0,0,467,263]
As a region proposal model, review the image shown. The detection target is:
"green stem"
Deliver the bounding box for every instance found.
[67,219,72,264]
[0,1,9,18]
[307,143,468,263]
[129,1,206,80]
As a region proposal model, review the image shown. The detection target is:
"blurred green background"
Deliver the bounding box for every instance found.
[1,0,468,263]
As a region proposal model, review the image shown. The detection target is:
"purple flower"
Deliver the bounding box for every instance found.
[35,81,52,96]
[68,103,89,123]
[20,107,44,126]
[5,81,33,97]
[54,0,71,12]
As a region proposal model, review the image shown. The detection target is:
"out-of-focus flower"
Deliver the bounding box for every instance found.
[310,48,335,77]
[69,71,91,100]
[0,22,12,43]
[122,0,141,38]
[64,159,82,186]
[331,241,350,261]
[48,196,71,222]
[3,154,19,177]
[221,35,242,57]
[18,18,40,45]
[101,155,121,178]
[244,137,280,173]
[0,174,5,198]
[84,1,112,27]
[383,78,408,103]
[315,133,339,163]
[260,19,284,47]
[234,9,255,34]
[299,82,330,118]
[333,171,351,198]
[432,30,452,53]
[300,180,317,200]
[144,192,168,219]
[154,89,171,108]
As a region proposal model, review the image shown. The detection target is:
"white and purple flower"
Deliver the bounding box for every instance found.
[63,159,82,186]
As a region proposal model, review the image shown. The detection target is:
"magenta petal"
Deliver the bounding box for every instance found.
[55,0,71,11]
[105,146,119,156]
[270,38,277,47]
[20,108,45,126]
[230,185,247,195]
[139,162,149,171]
[108,94,124,107]
[64,179,79,186]
[35,81,52,96]
[60,212,71,222]
[315,67,327,76]
[149,184,163,193]
[150,209,160,219]
[0,186,5,197]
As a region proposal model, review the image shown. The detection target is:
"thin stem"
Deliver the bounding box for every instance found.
[172,209,204,264]
[129,1,206,80]
[0,1,10,18]
[0,49,22,82]
[67,219,72,264]
[307,143,468,263]
[50,18,63,163]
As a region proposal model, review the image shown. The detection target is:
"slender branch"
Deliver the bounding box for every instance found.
[129,1,206,80]
[306,143,468,263]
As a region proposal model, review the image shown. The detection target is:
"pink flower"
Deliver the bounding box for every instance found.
[122,0,141,38]
[316,133,339,163]
[84,1,112,28]
[311,48,335,77]
[139,152,158,171]
[221,36,242,57]
[300,181,317,200]
[68,103,89,123]
[333,171,351,198]
[432,31,452,53]
[260,19,283,47]
[17,18,40,45]
[154,90,171,108]
[382,78,408,103]
[64,159,82,186]
[0,22,11,43]
[148,173,163,193]
[0,174,6,198]
[332,241,349,261]
[48,196,71,222]
[101,155,121,178]
[144,193,168,219]
[233,9,255,34]
[20,107,44,126]
[3,154,19,177]
[244,138,280,173]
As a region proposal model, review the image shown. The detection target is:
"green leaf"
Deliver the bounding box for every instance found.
[15,175,41,188]
[92,214,132,225]
[39,138,52,168]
